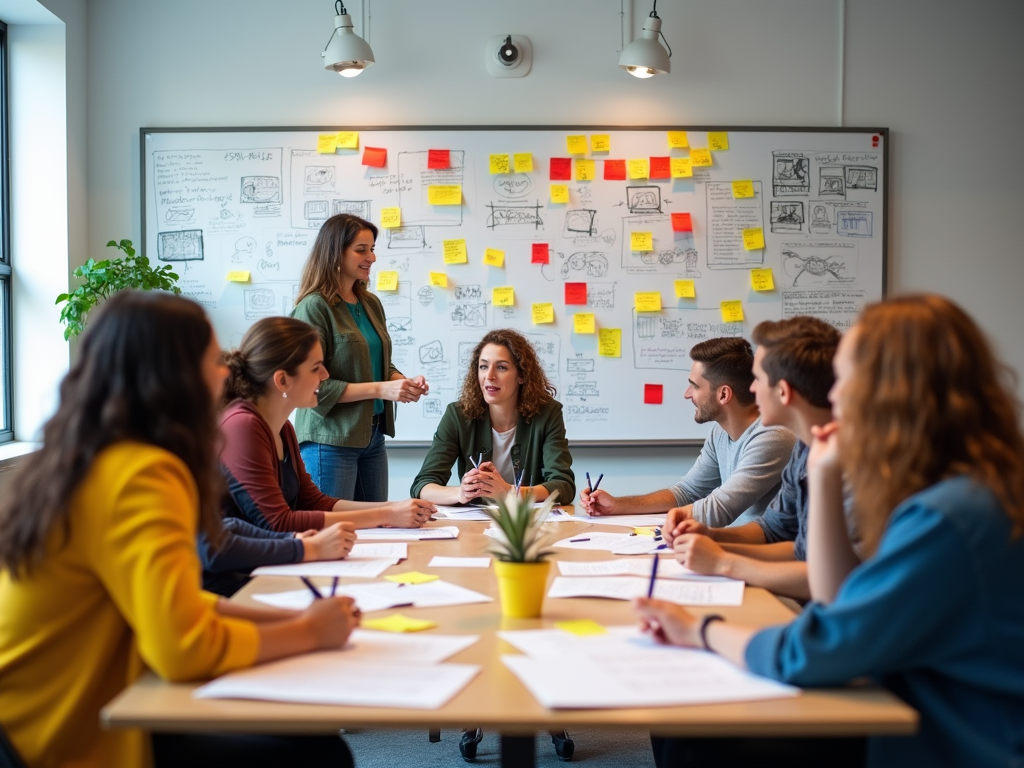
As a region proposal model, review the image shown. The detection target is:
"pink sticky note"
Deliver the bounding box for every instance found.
[362,147,387,167]
[565,282,588,305]
[672,213,693,232]
[532,243,550,264]
[649,157,671,179]
[550,158,572,181]
[644,384,664,404]
[428,149,450,169]
[604,160,626,181]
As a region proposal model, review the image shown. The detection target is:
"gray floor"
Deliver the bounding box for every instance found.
[345,727,656,768]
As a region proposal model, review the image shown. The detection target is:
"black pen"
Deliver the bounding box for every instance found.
[300,576,323,600]
[331,576,338,597]
[647,555,659,598]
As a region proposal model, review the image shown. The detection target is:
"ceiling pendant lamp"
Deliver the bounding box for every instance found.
[321,0,375,78]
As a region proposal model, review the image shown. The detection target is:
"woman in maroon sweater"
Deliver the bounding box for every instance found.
[221,316,435,533]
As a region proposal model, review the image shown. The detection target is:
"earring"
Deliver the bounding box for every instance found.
[282,392,288,399]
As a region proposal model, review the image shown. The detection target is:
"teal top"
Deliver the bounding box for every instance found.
[345,300,384,416]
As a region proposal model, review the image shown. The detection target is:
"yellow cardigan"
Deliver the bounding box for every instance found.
[0,442,260,768]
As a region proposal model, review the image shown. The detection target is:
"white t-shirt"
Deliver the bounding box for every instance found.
[490,426,517,485]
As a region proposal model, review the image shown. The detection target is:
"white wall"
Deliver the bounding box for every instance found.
[75,0,1024,498]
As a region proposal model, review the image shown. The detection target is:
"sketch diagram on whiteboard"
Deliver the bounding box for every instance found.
[818,167,846,197]
[620,214,682,272]
[231,236,257,263]
[837,211,873,237]
[782,242,857,286]
[388,226,426,249]
[633,308,743,370]
[244,288,277,320]
[770,201,805,233]
[626,186,662,213]
[485,202,543,230]
[398,150,466,227]
[525,333,560,389]
[158,230,204,262]
[809,204,831,234]
[567,381,599,397]
[165,207,195,223]
[416,286,434,307]
[587,283,617,309]
[419,340,444,364]
[773,152,810,196]
[564,209,597,237]
[560,251,608,279]
[451,304,487,327]
[304,166,335,194]
[845,166,877,191]
[705,182,765,269]
[422,398,443,418]
[492,174,533,199]
[240,176,281,204]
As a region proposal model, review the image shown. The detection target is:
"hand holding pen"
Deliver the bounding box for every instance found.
[298,577,361,648]
[580,472,616,516]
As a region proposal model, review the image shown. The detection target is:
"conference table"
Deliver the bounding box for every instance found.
[101,512,917,767]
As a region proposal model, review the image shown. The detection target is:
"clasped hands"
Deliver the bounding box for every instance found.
[459,461,520,503]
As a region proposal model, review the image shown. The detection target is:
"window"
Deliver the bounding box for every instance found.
[0,20,11,441]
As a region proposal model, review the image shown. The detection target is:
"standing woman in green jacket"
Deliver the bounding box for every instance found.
[412,328,576,505]
[292,214,428,501]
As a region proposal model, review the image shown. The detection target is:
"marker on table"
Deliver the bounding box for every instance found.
[647,555,659,598]
[300,576,323,601]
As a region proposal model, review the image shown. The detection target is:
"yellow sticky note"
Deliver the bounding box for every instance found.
[573,313,596,334]
[635,292,662,312]
[575,159,596,181]
[708,132,730,151]
[732,180,755,199]
[721,300,744,323]
[513,152,533,173]
[316,134,338,154]
[361,614,438,633]
[628,158,649,179]
[633,527,659,536]
[532,303,554,324]
[667,131,690,148]
[550,184,570,203]
[483,248,505,267]
[384,571,438,584]
[428,184,462,206]
[671,157,693,178]
[380,207,401,229]
[751,268,775,291]
[567,135,587,155]
[630,232,654,251]
[335,131,359,149]
[492,286,515,307]
[490,154,511,174]
[554,619,608,637]
[375,270,399,291]
[429,271,448,287]
[443,238,468,264]
[590,134,611,153]
[742,227,765,250]
[674,279,696,298]
[598,328,622,357]
[691,149,713,167]
[226,271,250,283]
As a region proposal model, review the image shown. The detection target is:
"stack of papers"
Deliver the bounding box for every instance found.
[195,630,481,709]
[498,626,798,709]
[355,526,459,541]
[253,579,493,612]
[547,576,744,606]
[553,531,667,555]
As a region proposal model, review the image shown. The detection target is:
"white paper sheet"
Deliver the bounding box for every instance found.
[195,657,480,709]
[571,512,669,528]
[429,556,492,568]
[546,576,744,606]
[355,526,459,541]
[250,559,395,578]
[499,625,666,658]
[433,506,491,521]
[340,629,480,663]
[253,579,494,612]
[553,532,666,555]
[557,558,738,583]
[349,543,408,561]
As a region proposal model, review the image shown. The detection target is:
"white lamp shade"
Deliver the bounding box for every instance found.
[618,16,670,77]
[323,14,375,76]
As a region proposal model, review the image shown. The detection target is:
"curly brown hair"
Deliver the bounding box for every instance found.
[458,329,556,421]
[840,294,1024,555]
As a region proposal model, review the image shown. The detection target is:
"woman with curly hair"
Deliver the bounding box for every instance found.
[411,328,575,506]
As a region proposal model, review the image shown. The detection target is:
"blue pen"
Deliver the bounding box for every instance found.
[300,576,323,600]
[331,576,338,597]
[592,473,604,492]
[647,555,659,598]
[585,472,593,492]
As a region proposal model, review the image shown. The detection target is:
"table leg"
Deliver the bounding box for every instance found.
[500,733,535,768]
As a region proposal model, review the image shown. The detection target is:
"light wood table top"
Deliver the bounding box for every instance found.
[102,514,917,739]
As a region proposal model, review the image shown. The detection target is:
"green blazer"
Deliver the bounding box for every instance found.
[410,400,576,503]
[291,291,401,448]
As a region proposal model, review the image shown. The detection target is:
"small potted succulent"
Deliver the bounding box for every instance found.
[484,489,560,618]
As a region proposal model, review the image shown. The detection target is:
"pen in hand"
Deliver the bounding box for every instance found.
[300,576,323,601]
[647,555,659,598]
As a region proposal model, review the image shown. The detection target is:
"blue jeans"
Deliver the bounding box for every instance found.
[300,421,388,502]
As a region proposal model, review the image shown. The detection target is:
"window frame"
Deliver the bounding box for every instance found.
[0,19,13,442]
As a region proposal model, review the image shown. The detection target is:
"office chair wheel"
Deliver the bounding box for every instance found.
[551,729,575,761]
[459,728,483,761]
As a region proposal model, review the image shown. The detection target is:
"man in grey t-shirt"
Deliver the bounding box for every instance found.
[579,338,795,527]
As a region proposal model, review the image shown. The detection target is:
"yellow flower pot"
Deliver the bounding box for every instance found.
[494,560,551,619]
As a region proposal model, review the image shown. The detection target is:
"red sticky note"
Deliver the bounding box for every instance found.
[532,243,550,264]
[672,213,693,232]
[428,149,450,169]
[362,147,387,167]
[644,384,664,404]
[604,159,627,180]
[550,158,572,180]
[565,282,588,305]
[650,156,671,179]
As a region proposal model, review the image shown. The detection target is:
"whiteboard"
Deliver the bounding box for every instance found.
[141,126,887,445]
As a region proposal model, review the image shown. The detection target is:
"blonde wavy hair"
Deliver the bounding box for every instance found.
[840,294,1024,554]
[459,329,555,421]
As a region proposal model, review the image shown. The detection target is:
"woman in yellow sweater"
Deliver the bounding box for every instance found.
[0,291,359,768]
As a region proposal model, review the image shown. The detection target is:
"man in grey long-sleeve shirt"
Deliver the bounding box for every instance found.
[580,337,795,527]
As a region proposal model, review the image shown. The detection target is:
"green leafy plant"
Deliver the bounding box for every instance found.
[55,239,181,340]
[483,490,560,563]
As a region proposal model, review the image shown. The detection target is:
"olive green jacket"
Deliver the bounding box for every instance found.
[291,291,401,448]
[410,400,576,503]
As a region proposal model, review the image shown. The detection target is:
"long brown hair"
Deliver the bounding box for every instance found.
[224,316,320,404]
[459,329,556,421]
[840,294,1024,553]
[295,213,378,305]
[0,291,225,576]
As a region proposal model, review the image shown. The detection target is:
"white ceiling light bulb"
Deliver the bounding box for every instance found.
[321,0,375,78]
[618,1,671,78]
